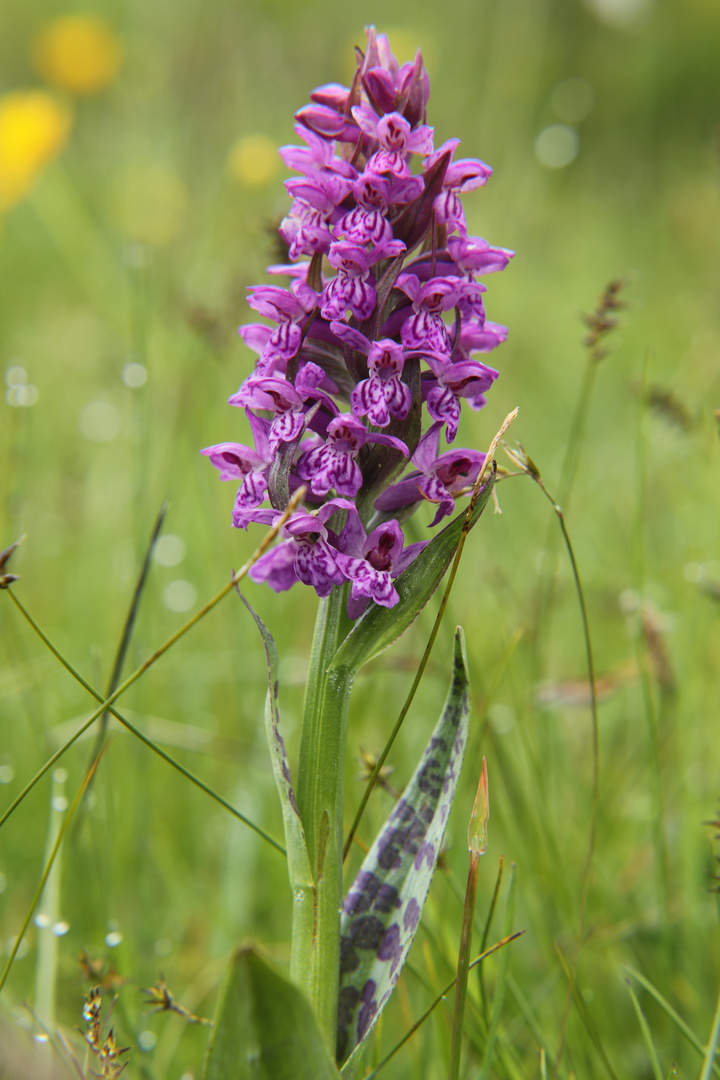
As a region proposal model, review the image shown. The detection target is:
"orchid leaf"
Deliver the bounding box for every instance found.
[335,628,471,1066]
[203,945,339,1080]
[237,592,313,895]
[333,475,494,675]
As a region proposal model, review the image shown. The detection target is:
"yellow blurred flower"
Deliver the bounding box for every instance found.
[33,16,122,95]
[228,134,279,187]
[0,90,72,212]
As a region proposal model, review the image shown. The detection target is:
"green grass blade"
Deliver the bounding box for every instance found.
[6,591,285,853]
[0,495,304,834]
[88,500,168,765]
[478,862,516,1080]
[202,945,339,1080]
[336,628,471,1066]
[699,979,720,1080]
[0,751,104,997]
[625,977,664,1080]
[624,966,720,1079]
[32,768,67,1035]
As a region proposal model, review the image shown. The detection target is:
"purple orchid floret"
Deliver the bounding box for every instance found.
[203,25,513,609]
[320,240,404,322]
[351,108,434,179]
[297,414,408,497]
[422,356,499,442]
[330,321,411,427]
[336,518,428,618]
[375,424,486,527]
[396,274,476,357]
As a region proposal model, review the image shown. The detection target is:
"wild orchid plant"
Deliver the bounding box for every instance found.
[200,26,513,1077]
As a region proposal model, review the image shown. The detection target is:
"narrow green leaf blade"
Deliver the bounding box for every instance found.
[237,592,313,891]
[336,628,471,1065]
[333,478,494,675]
[203,945,340,1080]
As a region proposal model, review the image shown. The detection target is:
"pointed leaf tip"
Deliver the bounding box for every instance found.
[468,756,489,856]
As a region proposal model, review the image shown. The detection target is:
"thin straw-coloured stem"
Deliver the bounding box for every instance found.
[0,489,305,834]
[503,446,599,1079]
[7,590,285,854]
[447,850,480,1080]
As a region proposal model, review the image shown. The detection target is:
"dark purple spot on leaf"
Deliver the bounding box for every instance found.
[378,923,402,975]
[356,980,378,1042]
[339,935,360,975]
[350,915,385,950]
[403,897,421,933]
[414,841,435,871]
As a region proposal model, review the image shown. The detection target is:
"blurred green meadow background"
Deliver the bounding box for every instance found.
[1,0,720,1076]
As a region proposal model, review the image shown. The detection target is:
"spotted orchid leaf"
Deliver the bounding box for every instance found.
[332,471,494,676]
[203,945,339,1080]
[236,592,313,896]
[336,627,470,1067]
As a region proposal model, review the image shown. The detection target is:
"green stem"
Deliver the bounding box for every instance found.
[448,850,480,1080]
[292,585,353,1052]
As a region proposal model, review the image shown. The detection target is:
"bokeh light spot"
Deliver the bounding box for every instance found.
[535,124,579,169]
[584,0,653,28]
[164,580,197,612]
[5,366,27,387]
[154,535,186,567]
[123,361,148,388]
[551,79,595,123]
[5,384,39,407]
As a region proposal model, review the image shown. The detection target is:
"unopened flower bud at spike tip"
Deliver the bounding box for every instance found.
[468,756,489,855]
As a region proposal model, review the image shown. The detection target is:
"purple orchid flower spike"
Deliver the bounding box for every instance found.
[205,25,513,613]
[335,518,428,619]
[330,321,412,427]
[297,414,408,497]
